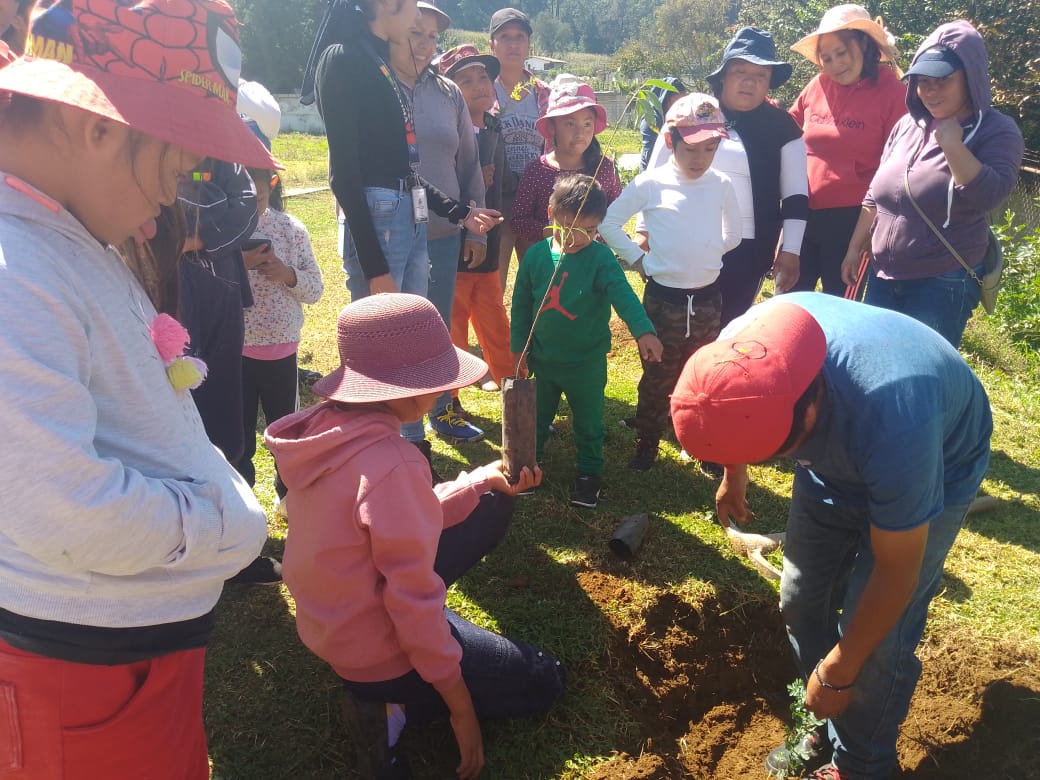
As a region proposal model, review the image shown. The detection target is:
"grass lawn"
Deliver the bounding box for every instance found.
[205,133,1040,779]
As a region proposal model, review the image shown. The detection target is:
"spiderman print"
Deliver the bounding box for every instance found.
[28,0,241,105]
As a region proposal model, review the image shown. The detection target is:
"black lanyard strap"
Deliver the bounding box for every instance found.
[361,38,421,172]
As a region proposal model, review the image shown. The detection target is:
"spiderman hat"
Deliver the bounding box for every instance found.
[0,0,276,170]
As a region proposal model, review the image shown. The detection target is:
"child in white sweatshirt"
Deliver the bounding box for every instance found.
[600,93,741,473]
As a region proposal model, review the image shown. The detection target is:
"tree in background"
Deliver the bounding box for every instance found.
[612,0,735,83]
[532,10,574,54]
[231,0,324,93]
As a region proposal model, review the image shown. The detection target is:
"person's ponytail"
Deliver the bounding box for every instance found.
[582,136,603,176]
[300,0,374,106]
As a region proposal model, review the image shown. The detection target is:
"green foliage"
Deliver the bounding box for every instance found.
[533,10,575,54]
[771,679,826,779]
[612,0,733,82]
[230,0,324,93]
[991,201,1040,348]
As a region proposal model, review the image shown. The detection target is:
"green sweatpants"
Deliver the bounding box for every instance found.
[530,356,607,475]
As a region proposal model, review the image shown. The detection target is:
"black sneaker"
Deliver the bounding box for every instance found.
[570,473,601,509]
[618,416,636,429]
[765,724,830,777]
[298,368,323,385]
[699,460,725,479]
[226,555,282,585]
[627,438,658,471]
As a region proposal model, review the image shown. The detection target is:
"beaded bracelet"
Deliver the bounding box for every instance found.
[814,660,855,692]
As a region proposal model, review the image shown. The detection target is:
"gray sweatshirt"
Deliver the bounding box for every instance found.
[0,175,267,630]
[407,68,486,243]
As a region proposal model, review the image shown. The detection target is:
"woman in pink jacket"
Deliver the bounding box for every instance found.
[265,294,563,780]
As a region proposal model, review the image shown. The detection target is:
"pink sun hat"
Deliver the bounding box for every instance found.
[535,82,608,141]
[312,294,488,404]
[0,0,277,171]
[791,4,899,66]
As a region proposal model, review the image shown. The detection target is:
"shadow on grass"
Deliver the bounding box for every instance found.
[965,449,1040,554]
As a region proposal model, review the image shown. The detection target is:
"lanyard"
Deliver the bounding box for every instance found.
[361,38,420,172]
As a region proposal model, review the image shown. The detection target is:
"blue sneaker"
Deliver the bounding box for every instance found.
[429,401,484,443]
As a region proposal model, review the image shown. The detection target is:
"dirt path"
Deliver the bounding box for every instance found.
[577,571,1040,779]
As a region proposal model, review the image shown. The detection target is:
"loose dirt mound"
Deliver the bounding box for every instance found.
[578,571,1040,779]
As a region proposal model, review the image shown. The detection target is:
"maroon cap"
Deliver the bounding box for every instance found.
[313,294,487,403]
[670,302,827,465]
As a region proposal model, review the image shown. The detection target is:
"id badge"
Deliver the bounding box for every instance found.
[411,186,429,224]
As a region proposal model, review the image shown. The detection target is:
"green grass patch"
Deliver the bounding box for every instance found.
[206,133,1040,779]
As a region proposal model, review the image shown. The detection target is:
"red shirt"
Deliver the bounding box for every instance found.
[790,66,907,210]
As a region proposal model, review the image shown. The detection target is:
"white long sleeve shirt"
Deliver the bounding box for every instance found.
[601,164,742,290]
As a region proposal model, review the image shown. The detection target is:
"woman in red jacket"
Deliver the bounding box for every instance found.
[789,4,907,295]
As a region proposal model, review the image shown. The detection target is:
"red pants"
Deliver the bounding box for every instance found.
[0,638,209,779]
[451,272,514,387]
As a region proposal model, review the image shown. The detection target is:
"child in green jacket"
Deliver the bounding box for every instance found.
[511,174,663,508]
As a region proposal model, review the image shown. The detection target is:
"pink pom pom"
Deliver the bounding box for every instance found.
[150,313,190,363]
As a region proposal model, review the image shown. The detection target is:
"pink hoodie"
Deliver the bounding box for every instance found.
[264,402,494,692]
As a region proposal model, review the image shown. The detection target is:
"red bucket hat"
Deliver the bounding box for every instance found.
[312,294,488,404]
[670,302,827,465]
[0,0,276,170]
[535,82,607,141]
[437,44,500,81]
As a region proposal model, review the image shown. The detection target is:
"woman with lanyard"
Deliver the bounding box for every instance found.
[388,1,488,445]
[300,0,501,305]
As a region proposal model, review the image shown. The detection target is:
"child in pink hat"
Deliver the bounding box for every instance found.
[0,0,275,775]
[265,294,563,780]
[510,82,621,263]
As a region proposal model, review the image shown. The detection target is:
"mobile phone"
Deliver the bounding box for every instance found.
[242,238,272,252]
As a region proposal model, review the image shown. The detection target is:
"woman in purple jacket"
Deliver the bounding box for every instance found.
[840,19,1023,347]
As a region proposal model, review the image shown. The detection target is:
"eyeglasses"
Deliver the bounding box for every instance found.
[550,223,592,244]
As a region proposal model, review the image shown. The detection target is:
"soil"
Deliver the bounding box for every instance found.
[576,570,1040,779]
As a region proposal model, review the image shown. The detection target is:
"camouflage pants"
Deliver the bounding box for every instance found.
[635,283,722,444]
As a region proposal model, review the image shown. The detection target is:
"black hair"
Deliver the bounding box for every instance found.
[819,30,881,82]
[247,168,284,212]
[120,203,186,316]
[774,372,824,456]
[549,173,607,222]
[581,136,603,177]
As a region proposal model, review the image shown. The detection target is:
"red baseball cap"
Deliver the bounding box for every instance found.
[670,302,827,465]
[0,0,276,170]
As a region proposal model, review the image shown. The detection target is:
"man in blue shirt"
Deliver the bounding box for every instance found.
[670,293,992,780]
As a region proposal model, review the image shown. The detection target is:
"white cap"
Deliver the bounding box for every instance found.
[237,79,281,145]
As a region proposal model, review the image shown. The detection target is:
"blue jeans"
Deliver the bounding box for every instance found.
[341,187,430,301]
[863,266,982,348]
[427,233,463,418]
[341,187,431,442]
[341,492,565,723]
[780,477,971,779]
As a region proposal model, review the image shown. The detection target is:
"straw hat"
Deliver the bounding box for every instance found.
[791,4,898,66]
[312,294,488,403]
[0,0,276,170]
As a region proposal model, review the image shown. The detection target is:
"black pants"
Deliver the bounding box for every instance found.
[792,206,861,296]
[717,237,774,328]
[180,259,246,463]
[234,353,298,498]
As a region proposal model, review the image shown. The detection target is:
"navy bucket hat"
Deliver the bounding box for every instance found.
[707,27,793,94]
